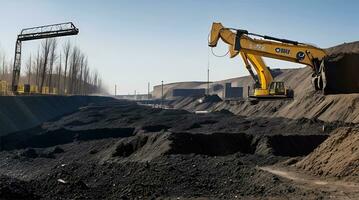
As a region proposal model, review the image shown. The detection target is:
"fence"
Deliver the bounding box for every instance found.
[0,80,59,95]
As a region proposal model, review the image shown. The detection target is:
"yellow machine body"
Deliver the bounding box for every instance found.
[208,22,329,97]
[30,85,38,93]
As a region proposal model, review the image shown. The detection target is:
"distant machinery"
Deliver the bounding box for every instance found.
[11,22,79,92]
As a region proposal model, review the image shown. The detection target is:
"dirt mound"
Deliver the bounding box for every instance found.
[326,41,359,55]
[0,127,135,150]
[110,132,172,161]
[0,96,113,136]
[0,175,38,200]
[323,53,359,94]
[24,155,319,199]
[295,127,359,181]
[255,135,328,156]
[176,69,359,123]
[322,41,359,95]
[0,99,342,199]
[2,99,331,155]
[109,131,327,162]
[167,132,254,156]
[199,94,222,103]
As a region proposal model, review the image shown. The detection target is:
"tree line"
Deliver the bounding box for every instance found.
[0,38,102,94]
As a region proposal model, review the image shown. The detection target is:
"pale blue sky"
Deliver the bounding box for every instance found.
[0,0,358,94]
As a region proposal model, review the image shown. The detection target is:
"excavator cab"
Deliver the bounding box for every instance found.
[269,82,285,95]
[268,81,294,98]
[251,81,293,99]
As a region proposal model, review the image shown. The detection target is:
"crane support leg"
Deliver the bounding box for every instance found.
[11,40,22,92]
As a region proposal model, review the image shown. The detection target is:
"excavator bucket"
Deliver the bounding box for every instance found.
[322,53,359,94]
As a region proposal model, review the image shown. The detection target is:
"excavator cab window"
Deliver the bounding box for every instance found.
[269,82,285,95]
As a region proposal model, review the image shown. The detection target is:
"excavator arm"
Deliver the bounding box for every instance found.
[209,22,330,93]
[209,22,276,96]
[240,53,273,94]
[209,22,327,72]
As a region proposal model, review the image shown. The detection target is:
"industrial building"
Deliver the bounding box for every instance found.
[224,82,243,99]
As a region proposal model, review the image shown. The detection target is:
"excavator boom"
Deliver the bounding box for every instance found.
[209,22,327,72]
[210,22,359,95]
[209,22,293,98]
[208,22,359,95]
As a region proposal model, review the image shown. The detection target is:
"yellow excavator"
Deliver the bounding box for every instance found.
[238,51,293,98]
[209,22,330,97]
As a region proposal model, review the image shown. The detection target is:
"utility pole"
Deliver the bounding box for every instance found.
[148,82,150,100]
[207,68,210,95]
[115,84,117,96]
[161,80,164,108]
[207,46,210,95]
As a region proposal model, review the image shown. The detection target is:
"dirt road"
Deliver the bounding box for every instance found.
[259,166,359,200]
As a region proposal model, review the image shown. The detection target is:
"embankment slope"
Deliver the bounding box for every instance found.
[0,96,112,135]
[295,127,359,182]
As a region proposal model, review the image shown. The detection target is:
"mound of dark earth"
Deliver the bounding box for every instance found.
[296,127,359,182]
[0,99,334,199]
[323,52,359,94]
[0,96,113,136]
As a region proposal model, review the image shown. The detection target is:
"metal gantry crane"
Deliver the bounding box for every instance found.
[11,22,79,92]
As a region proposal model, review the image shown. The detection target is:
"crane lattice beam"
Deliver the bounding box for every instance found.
[18,22,78,41]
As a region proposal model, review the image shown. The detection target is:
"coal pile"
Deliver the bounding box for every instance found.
[0,175,38,200]
[0,99,337,199]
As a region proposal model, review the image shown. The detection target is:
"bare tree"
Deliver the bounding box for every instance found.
[76,54,85,94]
[80,56,88,94]
[57,53,62,93]
[63,40,71,94]
[69,46,80,94]
[83,63,90,95]
[7,59,13,83]
[0,55,11,82]
[40,39,52,92]
[92,69,98,90]
[1,55,5,80]
[47,39,57,93]
[35,47,41,88]
[25,55,32,84]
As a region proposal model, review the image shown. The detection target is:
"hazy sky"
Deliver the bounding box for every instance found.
[0,0,358,94]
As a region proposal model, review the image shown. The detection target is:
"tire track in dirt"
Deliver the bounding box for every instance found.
[258,166,359,200]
